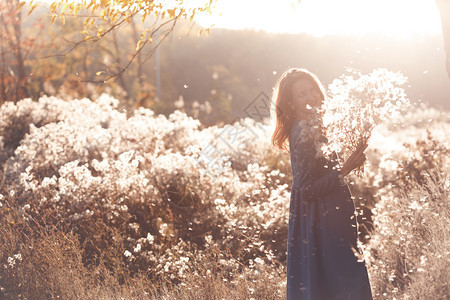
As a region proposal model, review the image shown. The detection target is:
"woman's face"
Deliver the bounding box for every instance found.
[289,78,322,116]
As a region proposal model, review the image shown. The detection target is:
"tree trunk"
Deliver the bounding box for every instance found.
[12,0,28,102]
[436,0,450,79]
[0,41,6,104]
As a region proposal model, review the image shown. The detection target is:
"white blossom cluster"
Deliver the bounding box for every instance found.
[0,93,289,282]
[4,254,22,269]
[321,68,410,160]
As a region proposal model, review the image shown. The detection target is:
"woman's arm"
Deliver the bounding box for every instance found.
[340,142,368,176]
[290,125,344,202]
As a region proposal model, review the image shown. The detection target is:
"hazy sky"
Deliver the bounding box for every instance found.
[33,0,442,37]
[195,0,443,38]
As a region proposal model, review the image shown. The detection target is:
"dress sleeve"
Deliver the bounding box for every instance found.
[290,123,345,202]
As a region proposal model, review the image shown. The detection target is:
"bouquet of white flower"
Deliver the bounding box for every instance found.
[320,68,410,176]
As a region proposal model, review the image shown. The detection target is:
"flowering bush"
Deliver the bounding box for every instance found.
[348,103,449,298]
[0,70,448,298]
[362,166,449,299]
[0,93,289,293]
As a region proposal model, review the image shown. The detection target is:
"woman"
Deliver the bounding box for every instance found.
[271,68,373,300]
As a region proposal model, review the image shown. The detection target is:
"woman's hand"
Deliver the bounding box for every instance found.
[340,141,368,176]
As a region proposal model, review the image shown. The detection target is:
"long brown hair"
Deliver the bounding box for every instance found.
[270,68,327,152]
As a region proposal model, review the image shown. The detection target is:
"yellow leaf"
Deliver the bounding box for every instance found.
[50,14,57,24]
[74,5,81,17]
[96,71,104,76]
[17,1,26,10]
[61,3,71,14]
[136,40,143,51]
[84,17,90,27]
[84,35,91,40]
[198,28,203,36]
[87,1,94,10]
[49,3,57,13]
[97,27,103,37]
[61,15,65,25]
[100,9,106,19]
[27,3,37,16]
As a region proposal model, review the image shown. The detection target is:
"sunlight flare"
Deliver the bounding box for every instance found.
[196,0,442,38]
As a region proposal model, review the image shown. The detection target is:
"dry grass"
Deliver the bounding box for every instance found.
[0,210,286,299]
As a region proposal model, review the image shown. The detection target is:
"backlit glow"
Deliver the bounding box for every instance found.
[196,0,442,38]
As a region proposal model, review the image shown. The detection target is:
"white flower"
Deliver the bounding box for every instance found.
[205,235,213,245]
[7,257,15,268]
[147,233,155,243]
[133,243,141,253]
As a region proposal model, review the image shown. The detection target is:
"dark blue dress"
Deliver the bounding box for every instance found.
[287,120,373,300]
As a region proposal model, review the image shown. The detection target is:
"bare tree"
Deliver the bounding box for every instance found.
[0,0,29,103]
